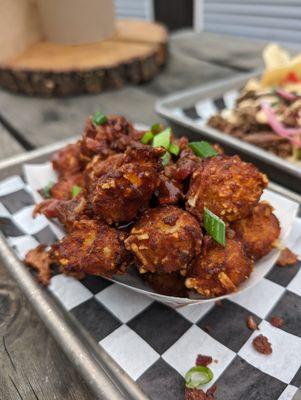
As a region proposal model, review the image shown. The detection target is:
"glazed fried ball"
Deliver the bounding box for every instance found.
[186,155,268,222]
[52,220,131,276]
[124,206,202,274]
[185,235,253,298]
[84,153,125,195]
[91,144,164,224]
[52,142,83,178]
[231,201,280,260]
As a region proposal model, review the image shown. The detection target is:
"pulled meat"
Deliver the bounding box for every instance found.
[25,244,52,285]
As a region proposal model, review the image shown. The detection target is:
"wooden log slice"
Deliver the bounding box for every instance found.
[0,20,168,97]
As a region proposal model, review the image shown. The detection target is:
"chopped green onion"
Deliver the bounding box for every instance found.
[151,123,161,134]
[141,131,154,145]
[42,181,54,199]
[189,141,218,158]
[152,128,171,150]
[71,185,82,198]
[185,366,214,389]
[169,142,180,156]
[161,152,171,166]
[92,111,107,126]
[204,207,226,246]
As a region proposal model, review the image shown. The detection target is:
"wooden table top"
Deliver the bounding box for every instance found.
[0,31,265,400]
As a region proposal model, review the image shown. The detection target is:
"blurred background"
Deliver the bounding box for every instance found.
[116,0,301,48]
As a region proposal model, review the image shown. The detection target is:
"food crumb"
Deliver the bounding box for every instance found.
[185,386,217,400]
[196,354,213,367]
[277,247,298,267]
[247,315,258,331]
[252,334,272,355]
[270,316,284,328]
[203,325,212,333]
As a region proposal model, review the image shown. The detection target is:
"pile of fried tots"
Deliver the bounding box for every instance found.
[25,114,282,298]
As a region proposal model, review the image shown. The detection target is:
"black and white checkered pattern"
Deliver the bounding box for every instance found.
[1,174,301,400]
[175,89,240,127]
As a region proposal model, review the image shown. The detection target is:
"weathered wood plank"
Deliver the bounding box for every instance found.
[0,124,24,160]
[143,48,234,96]
[0,86,159,147]
[0,262,94,400]
[170,30,266,70]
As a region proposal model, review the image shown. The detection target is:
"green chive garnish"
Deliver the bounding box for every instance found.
[169,142,180,156]
[189,141,217,158]
[152,128,171,150]
[185,366,214,389]
[161,152,171,166]
[151,123,162,134]
[71,185,82,198]
[204,207,226,246]
[141,131,154,145]
[92,111,107,126]
[42,181,54,199]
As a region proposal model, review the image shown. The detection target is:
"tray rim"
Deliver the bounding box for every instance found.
[0,142,150,400]
[155,69,301,180]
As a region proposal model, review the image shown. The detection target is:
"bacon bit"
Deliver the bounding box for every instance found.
[203,325,212,333]
[270,316,284,328]
[25,244,52,285]
[252,334,272,355]
[185,386,217,400]
[196,354,213,367]
[247,315,258,331]
[277,247,298,267]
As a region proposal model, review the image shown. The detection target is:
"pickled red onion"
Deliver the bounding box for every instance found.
[275,88,297,101]
[261,101,301,148]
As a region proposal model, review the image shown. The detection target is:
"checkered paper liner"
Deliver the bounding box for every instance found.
[1,174,301,400]
[172,89,241,126]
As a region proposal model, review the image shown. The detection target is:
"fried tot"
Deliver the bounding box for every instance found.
[125,206,202,274]
[52,220,131,276]
[231,201,281,260]
[185,235,253,297]
[91,144,164,224]
[186,155,268,222]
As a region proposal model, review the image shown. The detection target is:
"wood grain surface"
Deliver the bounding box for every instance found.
[0,20,168,97]
[0,31,265,400]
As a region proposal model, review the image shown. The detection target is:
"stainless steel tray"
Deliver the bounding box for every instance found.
[155,70,301,194]
[0,141,149,400]
[1,142,300,400]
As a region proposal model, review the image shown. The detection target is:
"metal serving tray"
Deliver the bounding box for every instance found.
[1,141,301,400]
[0,141,149,400]
[155,70,301,194]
